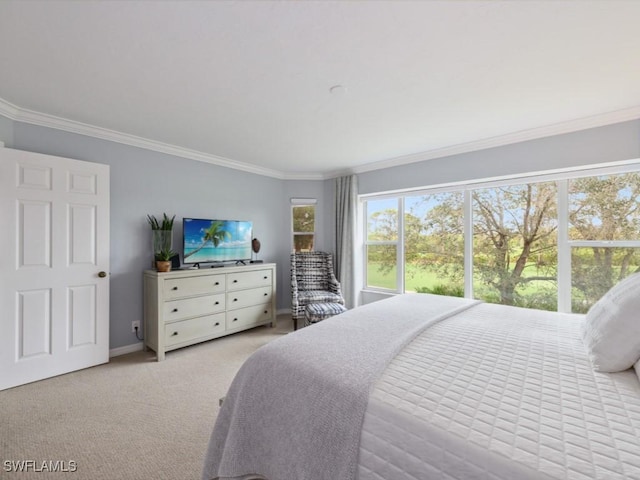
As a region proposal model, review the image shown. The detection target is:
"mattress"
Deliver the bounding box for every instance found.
[357,303,640,480]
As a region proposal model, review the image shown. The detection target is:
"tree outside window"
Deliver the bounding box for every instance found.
[569,173,640,312]
[292,204,315,252]
[472,182,558,310]
[405,193,464,296]
[365,198,398,290]
[363,168,640,313]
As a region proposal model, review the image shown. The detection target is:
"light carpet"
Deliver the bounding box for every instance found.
[0,315,292,480]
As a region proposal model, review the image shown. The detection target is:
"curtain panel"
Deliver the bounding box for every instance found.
[335,175,358,308]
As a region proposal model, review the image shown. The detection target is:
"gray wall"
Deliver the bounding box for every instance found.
[3,120,327,350]
[358,120,640,195]
[2,117,639,349]
[0,115,14,147]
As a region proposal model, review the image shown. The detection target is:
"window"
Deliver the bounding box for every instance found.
[472,182,558,310]
[363,166,640,313]
[292,199,316,252]
[405,192,464,296]
[365,198,398,290]
[568,173,640,312]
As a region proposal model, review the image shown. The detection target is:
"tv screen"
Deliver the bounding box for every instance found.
[183,218,253,265]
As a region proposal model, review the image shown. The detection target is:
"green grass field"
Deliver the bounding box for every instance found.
[367,262,557,300]
[367,262,560,311]
[367,263,457,292]
[367,248,640,312]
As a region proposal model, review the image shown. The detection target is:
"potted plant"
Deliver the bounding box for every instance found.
[147,213,175,268]
[155,248,177,272]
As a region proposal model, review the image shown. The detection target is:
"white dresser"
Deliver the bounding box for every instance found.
[143,263,276,361]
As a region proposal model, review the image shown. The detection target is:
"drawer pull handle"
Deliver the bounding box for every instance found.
[233,280,238,283]
[172,286,178,291]
[215,301,219,305]
[215,282,219,286]
[233,318,238,322]
[264,276,268,279]
[172,308,178,313]
[264,293,268,296]
[264,310,268,314]
[171,331,178,336]
[233,298,238,302]
[214,322,220,327]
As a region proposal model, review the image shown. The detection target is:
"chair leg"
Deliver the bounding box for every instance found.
[293,317,298,331]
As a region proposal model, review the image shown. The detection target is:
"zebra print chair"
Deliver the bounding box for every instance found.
[290,251,344,330]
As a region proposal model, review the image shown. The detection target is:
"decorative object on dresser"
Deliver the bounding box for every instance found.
[250,237,263,264]
[147,213,176,270]
[143,263,276,361]
[154,248,178,272]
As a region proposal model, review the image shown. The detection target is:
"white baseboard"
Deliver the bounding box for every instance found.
[109,342,143,358]
[110,312,290,358]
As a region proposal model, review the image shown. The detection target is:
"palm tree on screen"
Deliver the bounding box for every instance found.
[183,221,231,260]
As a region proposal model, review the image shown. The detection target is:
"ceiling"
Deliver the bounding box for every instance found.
[1,1,640,180]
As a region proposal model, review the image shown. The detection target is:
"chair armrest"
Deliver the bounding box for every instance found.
[291,274,300,306]
[328,274,343,296]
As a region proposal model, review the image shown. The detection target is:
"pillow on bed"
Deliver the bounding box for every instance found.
[582,272,640,372]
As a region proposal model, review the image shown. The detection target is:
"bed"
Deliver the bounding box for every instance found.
[202,276,640,480]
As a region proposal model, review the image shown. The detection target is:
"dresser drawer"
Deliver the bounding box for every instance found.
[164,274,225,300]
[226,303,272,330]
[226,286,272,311]
[227,269,272,291]
[163,293,225,321]
[165,313,225,347]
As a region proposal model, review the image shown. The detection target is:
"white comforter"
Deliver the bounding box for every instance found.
[358,302,640,480]
[203,294,479,480]
[203,295,640,480]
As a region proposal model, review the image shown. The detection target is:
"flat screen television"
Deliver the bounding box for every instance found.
[182,218,253,266]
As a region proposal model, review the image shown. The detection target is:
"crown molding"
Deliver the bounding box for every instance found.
[281,171,326,181]
[0,97,20,120]
[349,106,640,176]
[2,96,640,181]
[0,97,291,179]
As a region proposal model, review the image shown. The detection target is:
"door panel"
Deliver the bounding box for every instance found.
[18,289,52,357]
[18,162,52,189]
[69,204,97,265]
[19,200,52,267]
[0,147,110,391]
[69,284,97,347]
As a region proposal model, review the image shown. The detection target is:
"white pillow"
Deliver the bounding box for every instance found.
[581,272,640,372]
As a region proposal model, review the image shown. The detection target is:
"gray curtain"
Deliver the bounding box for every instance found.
[335,175,358,308]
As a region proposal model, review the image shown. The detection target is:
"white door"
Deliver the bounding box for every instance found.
[0,147,110,391]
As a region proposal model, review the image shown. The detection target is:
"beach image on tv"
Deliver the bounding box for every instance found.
[183,219,252,264]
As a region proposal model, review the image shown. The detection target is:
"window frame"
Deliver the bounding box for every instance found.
[291,198,317,253]
[364,197,403,293]
[361,159,640,312]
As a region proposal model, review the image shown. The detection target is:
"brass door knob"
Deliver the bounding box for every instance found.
[98,271,107,278]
